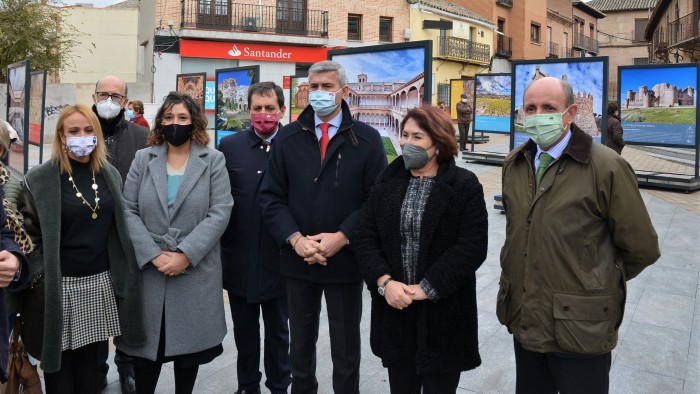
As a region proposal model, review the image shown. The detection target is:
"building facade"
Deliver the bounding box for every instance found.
[646,0,700,63]
[588,0,657,99]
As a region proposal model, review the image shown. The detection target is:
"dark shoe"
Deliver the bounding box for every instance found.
[234,386,261,394]
[119,372,136,394]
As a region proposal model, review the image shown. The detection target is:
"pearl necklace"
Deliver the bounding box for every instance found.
[67,170,100,219]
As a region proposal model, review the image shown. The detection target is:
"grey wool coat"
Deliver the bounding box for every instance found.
[17,160,146,373]
[115,142,233,361]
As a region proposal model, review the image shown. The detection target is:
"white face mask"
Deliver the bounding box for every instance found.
[96,98,122,120]
[66,136,97,158]
[461,99,468,103]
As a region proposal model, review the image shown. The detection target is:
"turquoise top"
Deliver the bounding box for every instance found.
[167,175,183,207]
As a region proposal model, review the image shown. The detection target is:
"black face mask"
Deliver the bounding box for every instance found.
[163,124,193,147]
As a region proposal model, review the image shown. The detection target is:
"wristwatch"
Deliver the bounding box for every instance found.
[377,277,393,296]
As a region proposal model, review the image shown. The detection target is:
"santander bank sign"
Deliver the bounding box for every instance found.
[180,39,327,63]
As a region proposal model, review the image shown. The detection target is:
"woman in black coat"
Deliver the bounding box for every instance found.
[354,106,488,393]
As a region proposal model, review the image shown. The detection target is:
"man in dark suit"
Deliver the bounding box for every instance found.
[260,61,387,394]
[92,75,148,393]
[218,82,292,394]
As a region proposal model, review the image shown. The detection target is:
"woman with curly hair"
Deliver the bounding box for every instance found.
[115,92,232,393]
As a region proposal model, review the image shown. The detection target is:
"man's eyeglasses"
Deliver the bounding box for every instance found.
[95,92,126,103]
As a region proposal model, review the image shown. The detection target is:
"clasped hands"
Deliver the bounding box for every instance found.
[151,250,191,277]
[290,231,347,266]
[377,275,428,310]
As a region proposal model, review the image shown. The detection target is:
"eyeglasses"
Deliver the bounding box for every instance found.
[95,92,126,103]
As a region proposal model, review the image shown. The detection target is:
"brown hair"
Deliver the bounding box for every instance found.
[401,106,458,163]
[607,102,619,116]
[52,104,109,174]
[130,100,145,114]
[148,92,209,146]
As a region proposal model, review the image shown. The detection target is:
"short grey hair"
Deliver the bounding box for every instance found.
[523,77,575,108]
[308,60,347,86]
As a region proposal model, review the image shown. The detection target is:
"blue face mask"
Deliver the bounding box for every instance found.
[309,88,342,116]
[126,109,134,119]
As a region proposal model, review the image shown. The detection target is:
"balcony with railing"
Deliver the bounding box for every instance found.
[562,47,572,58]
[667,9,700,48]
[572,32,600,54]
[496,0,513,8]
[182,1,328,38]
[437,36,490,64]
[496,35,512,58]
[546,41,559,58]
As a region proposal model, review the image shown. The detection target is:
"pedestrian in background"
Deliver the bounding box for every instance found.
[127,100,150,130]
[260,60,387,394]
[219,82,292,394]
[606,102,625,155]
[18,104,145,393]
[456,94,472,151]
[117,92,232,394]
[355,106,487,393]
[498,76,659,393]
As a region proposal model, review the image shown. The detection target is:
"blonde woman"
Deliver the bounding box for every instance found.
[18,104,145,393]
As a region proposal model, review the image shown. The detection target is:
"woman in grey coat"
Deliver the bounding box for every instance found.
[116,92,233,393]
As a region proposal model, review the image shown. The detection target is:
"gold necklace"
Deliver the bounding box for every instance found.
[67,170,100,219]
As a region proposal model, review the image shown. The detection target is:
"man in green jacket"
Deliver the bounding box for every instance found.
[498,76,660,393]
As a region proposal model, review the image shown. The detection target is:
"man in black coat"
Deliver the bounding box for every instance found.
[0,185,29,383]
[92,76,148,393]
[260,61,387,394]
[218,82,292,394]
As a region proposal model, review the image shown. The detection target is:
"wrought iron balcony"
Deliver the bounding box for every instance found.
[182,1,328,38]
[546,41,559,58]
[496,35,512,58]
[562,47,572,58]
[496,0,513,8]
[668,9,700,47]
[572,32,600,54]
[438,36,490,64]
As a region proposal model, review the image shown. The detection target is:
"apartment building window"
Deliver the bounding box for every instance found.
[348,14,362,40]
[634,57,650,65]
[531,22,541,44]
[437,83,450,108]
[634,18,648,41]
[379,17,393,42]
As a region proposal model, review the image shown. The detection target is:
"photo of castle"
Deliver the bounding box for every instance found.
[514,64,603,137]
[331,46,427,153]
[618,65,697,146]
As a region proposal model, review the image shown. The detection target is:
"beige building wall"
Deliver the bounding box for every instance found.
[547,0,573,58]
[59,6,139,84]
[597,9,651,99]
[409,7,494,103]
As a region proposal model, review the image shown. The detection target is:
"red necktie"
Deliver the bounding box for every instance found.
[319,123,330,160]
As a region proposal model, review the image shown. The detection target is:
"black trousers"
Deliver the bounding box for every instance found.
[285,278,363,394]
[458,122,471,150]
[229,293,292,393]
[44,340,104,394]
[513,338,611,394]
[387,307,461,394]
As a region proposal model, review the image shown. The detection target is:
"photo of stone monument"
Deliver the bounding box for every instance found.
[618,65,697,146]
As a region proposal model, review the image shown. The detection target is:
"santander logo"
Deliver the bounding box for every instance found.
[228,44,242,57]
[226,43,293,60]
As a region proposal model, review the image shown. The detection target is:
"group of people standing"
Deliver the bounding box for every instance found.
[0,60,658,394]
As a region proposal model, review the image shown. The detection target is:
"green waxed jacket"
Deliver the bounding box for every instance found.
[497,124,660,355]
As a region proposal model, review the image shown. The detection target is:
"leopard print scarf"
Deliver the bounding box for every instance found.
[0,165,34,254]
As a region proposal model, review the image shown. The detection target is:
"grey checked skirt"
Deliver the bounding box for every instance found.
[61,271,121,351]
